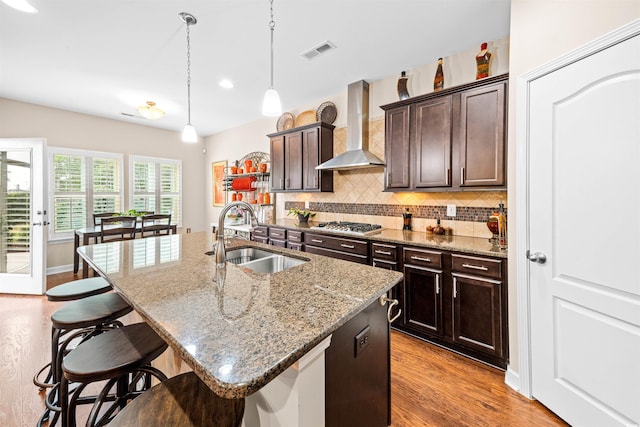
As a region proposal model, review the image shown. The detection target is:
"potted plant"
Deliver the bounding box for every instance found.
[287,207,316,224]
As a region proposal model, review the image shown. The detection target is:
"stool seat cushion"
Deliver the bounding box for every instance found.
[63,322,168,383]
[51,292,132,330]
[46,277,112,302]
[109,372,245,427]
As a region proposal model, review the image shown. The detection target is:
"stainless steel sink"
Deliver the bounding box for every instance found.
[208,247,308,273]
[237,254,307,273]
[224,248,276,265]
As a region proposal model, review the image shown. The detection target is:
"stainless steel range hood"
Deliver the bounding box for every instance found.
[316,80,386,171]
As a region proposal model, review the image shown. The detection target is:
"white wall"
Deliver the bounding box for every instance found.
[507,0,640,376]
[0,97,206,270]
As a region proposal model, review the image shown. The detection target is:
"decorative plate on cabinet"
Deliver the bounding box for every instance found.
[316,101,337,124]
[294,110,316,127]
[276,112,294,131]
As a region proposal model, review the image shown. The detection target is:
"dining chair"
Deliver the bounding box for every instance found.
[92,212,119,226]
[99,216,137,242]
[92,213,119,243]
[140,214,172,238]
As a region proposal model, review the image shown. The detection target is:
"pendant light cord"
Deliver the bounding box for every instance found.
[186,19,192,124]
[269,0,275,89]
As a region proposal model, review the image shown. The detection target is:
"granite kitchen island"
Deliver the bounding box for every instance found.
[77,232,403,426]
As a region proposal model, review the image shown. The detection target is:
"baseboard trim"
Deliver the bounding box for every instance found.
[47,264,73,275]
[504,365,522,395]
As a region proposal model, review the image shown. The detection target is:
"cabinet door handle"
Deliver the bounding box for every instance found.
[446,168,450,186]
[435,274,440,294]
[461,263,489,271]
[453,277,458,298]
[375,250,392,256]
[340,244,355,249]
[311,239,323,243]
[314,176,318,187]
[411,255,431,263]
[460,167,465,185]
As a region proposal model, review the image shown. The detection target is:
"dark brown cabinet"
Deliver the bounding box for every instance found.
[384,106,411,189]
[414,96,452,188]
[268,122,334,193]
[402,248,444,336]
[371,243,403,328]
[268,227,287,248]
[304,233,369,264]
[458,82,506,187]
[269,136,285,191]
[398,246,507,368]
[450,254,505,360]
[252,224,508,368]
[381,74,508,192]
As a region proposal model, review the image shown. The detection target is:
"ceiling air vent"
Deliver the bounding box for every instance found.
[301,40,336,60]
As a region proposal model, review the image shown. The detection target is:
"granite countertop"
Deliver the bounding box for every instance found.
[77,232,403,399]
[267,219,508,259]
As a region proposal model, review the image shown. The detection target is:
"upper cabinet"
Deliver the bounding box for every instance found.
[381,74,508,192]
[268,122,334,193]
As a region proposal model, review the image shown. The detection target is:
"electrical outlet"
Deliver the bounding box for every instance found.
[305,200,310,209]
[446,204,456,217]
[354,325,371,357]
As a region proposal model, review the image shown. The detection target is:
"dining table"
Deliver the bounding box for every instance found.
[73,223,178,278]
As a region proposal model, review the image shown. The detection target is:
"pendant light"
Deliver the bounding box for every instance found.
[262,0,282,117]
[179,12,198,143]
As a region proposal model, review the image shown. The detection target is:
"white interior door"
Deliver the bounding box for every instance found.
[0,139,46,295]
[527,30,640,425]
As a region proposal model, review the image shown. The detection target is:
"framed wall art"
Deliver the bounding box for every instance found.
[212,160,227,206]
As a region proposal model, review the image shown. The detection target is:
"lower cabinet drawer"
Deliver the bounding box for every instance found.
[403,247,443,269]
[287,242,303,251]
[269,239,287,248]
[371,243,398,262]
[253,236,269,245]
[304,233,368,257]
[252,226,269,237]
[287,230,303,243]
[452,254,502,279]
[269,227,287,240]
[305,245,369,264]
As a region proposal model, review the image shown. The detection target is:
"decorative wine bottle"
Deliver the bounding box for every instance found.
[475,42,491,80]
[434,58,444,92]
[397,71,410,100]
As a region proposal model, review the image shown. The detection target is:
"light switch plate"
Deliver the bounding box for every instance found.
[305,200,310,209]
[447,204,456,217]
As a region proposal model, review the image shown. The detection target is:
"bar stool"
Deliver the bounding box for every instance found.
[34,277,114,390]
[109,372,245,427]
[37,292,133,427]
[60,322,168,427]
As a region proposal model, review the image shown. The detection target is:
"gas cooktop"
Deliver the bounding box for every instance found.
[310,221,383,236]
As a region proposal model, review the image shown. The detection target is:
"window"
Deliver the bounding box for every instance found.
[130,156,181,226]
[49,148,123,240]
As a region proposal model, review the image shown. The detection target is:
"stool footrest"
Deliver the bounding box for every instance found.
[110,372,246,427]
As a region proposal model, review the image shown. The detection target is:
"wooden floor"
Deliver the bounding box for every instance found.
[0,272,567,427]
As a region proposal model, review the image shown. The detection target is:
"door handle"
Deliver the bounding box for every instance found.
[32,222,42,226]
[526,250,547,264]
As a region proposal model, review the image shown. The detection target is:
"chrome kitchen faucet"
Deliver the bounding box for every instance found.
[215,201,259,268]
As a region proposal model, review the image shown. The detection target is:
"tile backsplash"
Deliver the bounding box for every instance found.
[277,118,507,239]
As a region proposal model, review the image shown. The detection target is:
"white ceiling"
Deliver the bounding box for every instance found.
[0,0,511,137]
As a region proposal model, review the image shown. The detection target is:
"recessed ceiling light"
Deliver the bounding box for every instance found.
[2,0,38,13]
[219,79,234,89]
